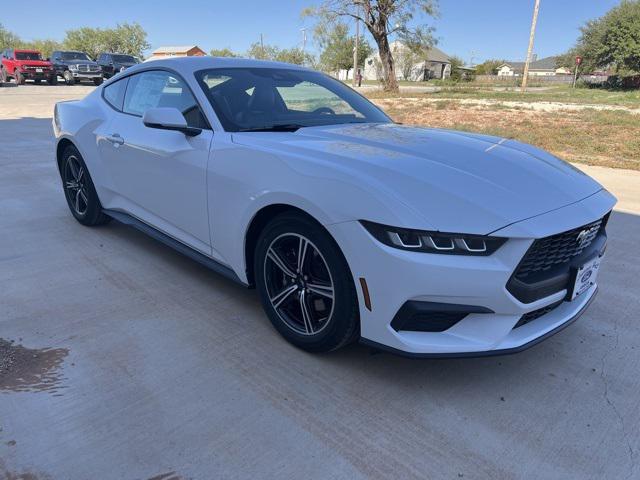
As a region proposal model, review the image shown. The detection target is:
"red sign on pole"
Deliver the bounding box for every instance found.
[575,56,582,65]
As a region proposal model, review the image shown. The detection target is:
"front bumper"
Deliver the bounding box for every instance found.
[20,69,54,79]
[327,189,616,356]
[69,72,102,79]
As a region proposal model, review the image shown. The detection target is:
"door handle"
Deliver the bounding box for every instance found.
[106,133,124,146]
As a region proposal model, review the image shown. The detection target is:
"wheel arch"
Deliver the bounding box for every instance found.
[55,137,77,174]
[243,204,351,288]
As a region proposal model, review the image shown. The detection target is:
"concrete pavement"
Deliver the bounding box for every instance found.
[1,86,639,479]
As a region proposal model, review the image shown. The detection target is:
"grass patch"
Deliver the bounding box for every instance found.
[367,85,640,107]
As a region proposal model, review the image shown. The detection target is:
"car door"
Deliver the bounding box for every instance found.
[100,69,213,255]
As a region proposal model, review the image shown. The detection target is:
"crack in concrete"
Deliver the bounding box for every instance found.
[599,319,636,480]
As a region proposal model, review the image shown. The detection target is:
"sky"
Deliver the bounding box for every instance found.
[2,0,623,63]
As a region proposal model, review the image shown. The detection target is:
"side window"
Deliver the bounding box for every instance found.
[103,78,128,111]
[123,70,208,129]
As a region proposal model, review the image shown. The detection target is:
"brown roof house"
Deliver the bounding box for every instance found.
[147,45,206,61]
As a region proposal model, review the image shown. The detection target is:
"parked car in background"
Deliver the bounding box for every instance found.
[0,49,56,85]
[51,51,103,85]
[53,57,616,357]
[96,53,139,79]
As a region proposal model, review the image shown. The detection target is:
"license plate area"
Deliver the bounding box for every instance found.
[36,68,43,73]
[570,256,601,300]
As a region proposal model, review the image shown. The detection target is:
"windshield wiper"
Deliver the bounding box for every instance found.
[238,123,306,132]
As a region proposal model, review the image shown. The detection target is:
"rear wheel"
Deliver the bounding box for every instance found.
[60,145,111,226]
[255,212,359,353]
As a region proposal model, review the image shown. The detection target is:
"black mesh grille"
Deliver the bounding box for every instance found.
[514,301,564,329]
[514,217,606,281]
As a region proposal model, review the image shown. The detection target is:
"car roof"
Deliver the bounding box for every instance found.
[132,56,310,74]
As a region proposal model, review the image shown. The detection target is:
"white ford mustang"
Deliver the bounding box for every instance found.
[53,57,616,357]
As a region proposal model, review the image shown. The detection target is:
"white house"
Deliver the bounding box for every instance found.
[361,41,452,81]
[496,56,571,76]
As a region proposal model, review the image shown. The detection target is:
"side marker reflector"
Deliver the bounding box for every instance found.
[359,277,372,311]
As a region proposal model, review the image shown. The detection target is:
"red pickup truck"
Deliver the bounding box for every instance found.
[0,48,57,86]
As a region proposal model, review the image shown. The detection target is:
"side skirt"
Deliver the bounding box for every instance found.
[103,209,249,288]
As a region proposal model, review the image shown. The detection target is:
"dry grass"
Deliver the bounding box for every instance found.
[371,96,640,171]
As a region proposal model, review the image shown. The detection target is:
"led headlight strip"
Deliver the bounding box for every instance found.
[360,220,507,256]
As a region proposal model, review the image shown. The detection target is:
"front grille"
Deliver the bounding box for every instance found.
[514,300,563,328]
[514,216,607,281]
[78,64,100,72]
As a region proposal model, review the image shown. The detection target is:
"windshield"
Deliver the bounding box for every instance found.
[195,67,391,132]
[61,52,91,61]
[15,52,42,61]
[112,55,136,64]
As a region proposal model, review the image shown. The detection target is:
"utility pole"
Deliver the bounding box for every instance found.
[521,0,540,93]
[352,5,360,87]
[301,28,307,65]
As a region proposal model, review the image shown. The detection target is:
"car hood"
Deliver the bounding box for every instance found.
[64,60,98,66]
[17,60,52,67]
[232,123,603,234]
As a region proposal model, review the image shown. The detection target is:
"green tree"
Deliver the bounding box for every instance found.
[304,0,438,92]
[474,59,505,75]
[246,43,314,65]
[22,39,63,59]
[394,45,420,80]
[448,55,464,81]
[0,23,22,49]
[210,48,239,57]
[63,23,149,59]
[317,22,372,75]
[560,0,640,75]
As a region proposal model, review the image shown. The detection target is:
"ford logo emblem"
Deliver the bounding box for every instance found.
[580,270,593,283]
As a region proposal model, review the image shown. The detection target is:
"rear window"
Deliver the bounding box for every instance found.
[102,78,128,111]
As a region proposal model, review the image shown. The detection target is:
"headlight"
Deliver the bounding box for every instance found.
[360,220,507,256]
[69,64,79,71]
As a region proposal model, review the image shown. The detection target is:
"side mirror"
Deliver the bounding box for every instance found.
[143,108,201,137]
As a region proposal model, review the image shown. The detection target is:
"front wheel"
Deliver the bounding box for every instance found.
[93,77,103,86]
[15,71,25,85]
[60,146,111,226]
[0,68,6,84]
[63,71,75,85]
[255,212,359,353]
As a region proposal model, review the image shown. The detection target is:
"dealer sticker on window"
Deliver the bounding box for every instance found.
[572,256,601,300]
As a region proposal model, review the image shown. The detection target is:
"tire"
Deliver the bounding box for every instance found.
[0,67,6,84]
[63,71,75,85]
[48,75,57,85]
[15,71,25,85]
[93,77,103,86]
[60,145,111,226]
[254,212,359,353]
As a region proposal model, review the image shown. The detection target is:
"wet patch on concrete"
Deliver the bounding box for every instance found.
[0,339,68,394]
[0,459,51,480]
